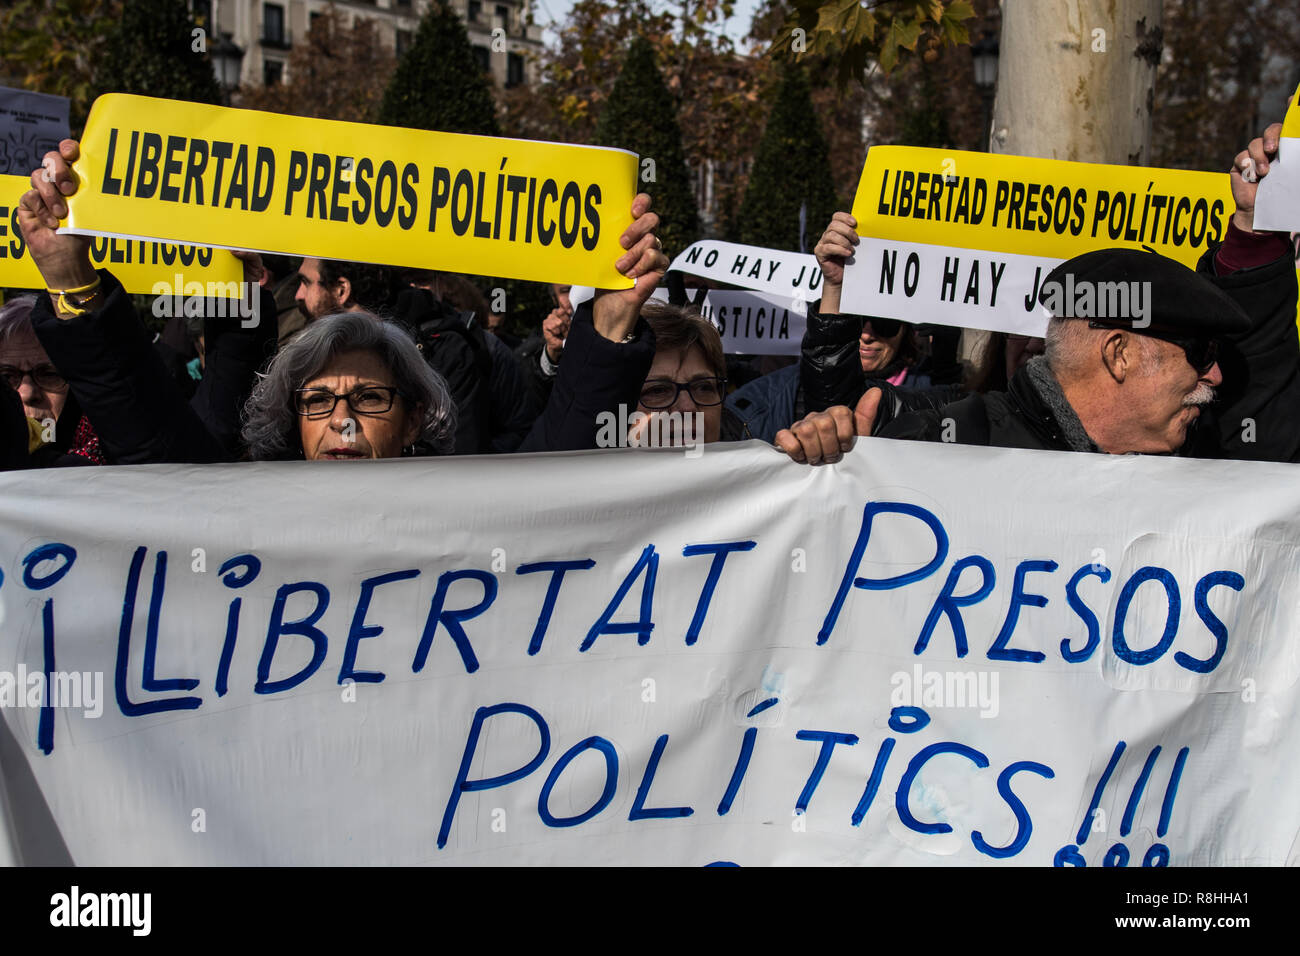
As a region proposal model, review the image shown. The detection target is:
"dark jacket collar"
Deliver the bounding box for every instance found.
[1004,361,1087,452]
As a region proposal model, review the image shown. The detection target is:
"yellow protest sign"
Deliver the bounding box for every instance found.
[1281,83,1300,138]
[843,146,1234,335]
[63,94,638,289]
[0,173,242,294]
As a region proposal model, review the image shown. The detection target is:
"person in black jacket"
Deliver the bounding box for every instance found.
[777,124,1298,465]
[399,270,538,453]
[518,194,668,452]
[17,138,276,464]
[725,211,965,444]
[513,282,572,412]
[0,294,109,466]
[0,380,29,471]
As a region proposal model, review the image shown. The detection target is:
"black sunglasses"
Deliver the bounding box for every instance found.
[862,317,903,339]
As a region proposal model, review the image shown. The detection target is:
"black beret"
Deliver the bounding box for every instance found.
[1039,247,1250,336]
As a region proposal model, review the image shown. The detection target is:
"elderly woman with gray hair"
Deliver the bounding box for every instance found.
[242,311,456,460]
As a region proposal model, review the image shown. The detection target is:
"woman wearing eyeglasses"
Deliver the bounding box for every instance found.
[722,212,964,445]
[633,301,745,445]
[0,295,108,467]
[241,312,456,460]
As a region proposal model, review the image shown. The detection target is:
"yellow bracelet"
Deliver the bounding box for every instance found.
[48,277,102,296]
[50,275,102,317]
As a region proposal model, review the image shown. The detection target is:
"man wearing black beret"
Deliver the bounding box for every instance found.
[777,123,1300,462]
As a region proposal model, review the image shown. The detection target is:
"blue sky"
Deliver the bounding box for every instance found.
[531,0,769,47]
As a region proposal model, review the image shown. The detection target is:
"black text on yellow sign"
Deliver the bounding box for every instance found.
[853,146,1233,267]
[65,95,638,288]
[0,173,241,293]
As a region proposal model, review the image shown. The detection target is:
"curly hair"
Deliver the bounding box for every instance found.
[241,311,456,460]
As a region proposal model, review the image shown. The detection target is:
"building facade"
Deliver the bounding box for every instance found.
[194,0,544,93]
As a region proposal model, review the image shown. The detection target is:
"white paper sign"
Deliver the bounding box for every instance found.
[567,286,807,355]
[1252,145,1300,233]
[1,441,1298,866]
[690,289,806,355]
[1253,84,1300,233]
[667,240,823,299]
[844,238,1053,337]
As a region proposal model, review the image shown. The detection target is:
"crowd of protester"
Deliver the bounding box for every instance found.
[2,122,1297,474]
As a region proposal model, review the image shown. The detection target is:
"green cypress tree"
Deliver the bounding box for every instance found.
[594,36,699,259]
[95,0,222,105]
[736,65,838,254]
[378,0,499,135]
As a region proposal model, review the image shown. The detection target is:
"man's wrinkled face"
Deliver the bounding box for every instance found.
[295,258,343,321]
[0,330,67,423]
[1128,335,1221,453]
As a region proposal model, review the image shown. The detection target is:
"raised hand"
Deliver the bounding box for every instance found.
[542,305,571,363]
[1230,122,1283,234]
[813,211,860,314]
[17,139,95,292]
[591,193,669,342]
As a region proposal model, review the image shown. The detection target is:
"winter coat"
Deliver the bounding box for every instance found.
[518,301,656,452]
[1186,242,1300,462]
[879,361,1077,450]
[483,330,539,453]
[514,330,557,412]
[30,270,275,464]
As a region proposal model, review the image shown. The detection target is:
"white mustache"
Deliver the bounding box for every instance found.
[1183,383,1216,406]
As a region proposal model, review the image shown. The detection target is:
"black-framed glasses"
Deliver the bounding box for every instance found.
[0,364,66,391]
[293,386,402,418]
[639,377,727,409]
[1087,322,1219,375]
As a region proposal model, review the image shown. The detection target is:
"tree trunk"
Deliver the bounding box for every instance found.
[991,0,1164,165]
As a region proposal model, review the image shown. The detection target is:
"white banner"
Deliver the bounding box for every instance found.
[1,441,1298,866]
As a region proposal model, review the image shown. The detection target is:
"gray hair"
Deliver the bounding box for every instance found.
[241,311,456,460]
[1046,317,1165,381]
[0,295,38,346]
[1044,317,1097,380]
